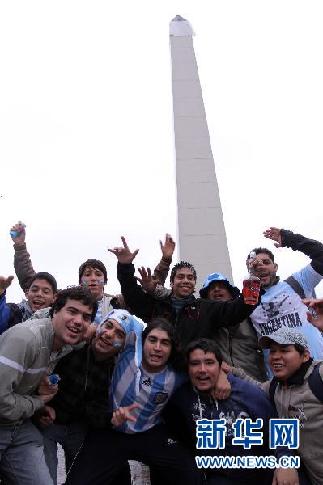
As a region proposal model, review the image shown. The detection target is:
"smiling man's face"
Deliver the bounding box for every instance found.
[92,318,126,359]
[269,343,310,381]
[248,252,278,288]
[188,348,220,392]
[171,267,196,298]
[52,299,93,350]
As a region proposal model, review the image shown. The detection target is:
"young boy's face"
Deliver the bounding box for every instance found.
[81,266,105,300]
[142,328,172,373]
[269,343,310,381]
[27,278,56,311]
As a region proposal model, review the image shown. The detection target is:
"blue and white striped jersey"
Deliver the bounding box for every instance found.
[110,332,185,433]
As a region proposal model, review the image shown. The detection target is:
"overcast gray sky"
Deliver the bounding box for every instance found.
[1,0,323,301]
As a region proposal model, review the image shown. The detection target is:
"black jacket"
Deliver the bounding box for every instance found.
[48,344,114,429]
[281,229,323,275]
[163,377,275,483]
[117,263,258,352]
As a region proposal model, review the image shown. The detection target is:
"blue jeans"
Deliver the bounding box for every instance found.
[0,419,53,485]
[42,421,87,484]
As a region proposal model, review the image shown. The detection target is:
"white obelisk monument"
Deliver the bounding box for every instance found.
[169,15,233,288]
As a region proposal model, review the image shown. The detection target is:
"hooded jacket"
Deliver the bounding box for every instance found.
[233,361,323,485]
[163,375,274,482]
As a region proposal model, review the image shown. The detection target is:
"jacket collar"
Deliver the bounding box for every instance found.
[263,276,280,291]
[274,358,313,387]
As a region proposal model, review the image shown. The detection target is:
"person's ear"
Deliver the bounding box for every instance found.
[303,350,310,363]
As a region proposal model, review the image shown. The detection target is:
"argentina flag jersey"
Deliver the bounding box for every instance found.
[110,329,185,434]
[124,366,185,433]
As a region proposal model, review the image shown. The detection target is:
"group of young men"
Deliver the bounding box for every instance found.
[1,222,323,484]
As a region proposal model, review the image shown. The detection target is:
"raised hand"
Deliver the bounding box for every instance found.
[136,267,158,293]
[246,251,258,273]
[303,298,323,331]
[160,234,175,260]
[0,275,14,295]
[263,227,282,248]
[10,221,26,245]
[108,236,139,264]
[111,403,140,427]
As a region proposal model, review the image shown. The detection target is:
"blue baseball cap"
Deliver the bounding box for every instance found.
[199,272,240,299]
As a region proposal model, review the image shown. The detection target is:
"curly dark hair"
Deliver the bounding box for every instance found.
[49,286,98,322]
[170,261,197,283]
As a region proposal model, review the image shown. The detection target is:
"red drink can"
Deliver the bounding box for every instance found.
[242,276,261,304]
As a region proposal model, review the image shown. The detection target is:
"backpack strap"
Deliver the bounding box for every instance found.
[308,363,323,403]
[284,276,306,299]
[270,364,323,405]
[269,378,279,404]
